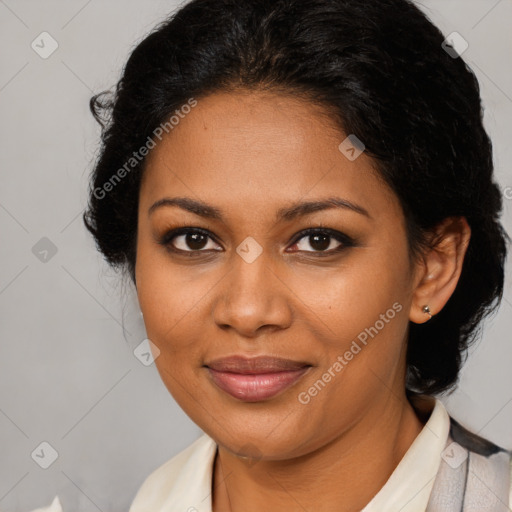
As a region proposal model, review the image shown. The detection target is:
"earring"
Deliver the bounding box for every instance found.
[422,305,433,320]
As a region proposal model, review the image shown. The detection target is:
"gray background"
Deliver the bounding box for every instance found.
[0,1,511,511]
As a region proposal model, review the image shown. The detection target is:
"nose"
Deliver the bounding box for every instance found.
[212,249,293,338]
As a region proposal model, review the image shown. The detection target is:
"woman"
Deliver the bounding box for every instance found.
[79,0,510,510]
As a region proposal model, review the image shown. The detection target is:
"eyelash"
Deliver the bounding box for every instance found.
[157,226,356,257]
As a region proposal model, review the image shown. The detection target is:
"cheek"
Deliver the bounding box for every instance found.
[292,246,410,345]
[337,254,411,382]
[135,235,224,368]
[295,246,412,406]
[135,251,209,407]
[137,265,209,351]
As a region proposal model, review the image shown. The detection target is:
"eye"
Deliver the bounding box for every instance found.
[158,227,222,254]
[286,228,354,254]
[158,226,355,256]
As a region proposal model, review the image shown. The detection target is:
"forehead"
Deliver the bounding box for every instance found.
[140,90,400,224]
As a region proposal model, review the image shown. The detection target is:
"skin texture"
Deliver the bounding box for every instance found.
[135,90,471,512]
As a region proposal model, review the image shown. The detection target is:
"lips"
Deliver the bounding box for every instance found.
[205,355,311,402]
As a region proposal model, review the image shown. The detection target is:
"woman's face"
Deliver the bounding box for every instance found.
[135,90,422,459]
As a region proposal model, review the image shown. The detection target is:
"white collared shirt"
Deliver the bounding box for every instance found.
[29,399,512,512]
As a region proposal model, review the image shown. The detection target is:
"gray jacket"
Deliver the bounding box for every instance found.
[426,416,511,511]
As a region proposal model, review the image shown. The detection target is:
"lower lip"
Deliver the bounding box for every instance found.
[207,367,310,402]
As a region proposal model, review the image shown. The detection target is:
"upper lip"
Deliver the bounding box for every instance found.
[205,355,311,374]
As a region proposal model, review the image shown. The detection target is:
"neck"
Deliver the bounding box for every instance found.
[212,393,428,512]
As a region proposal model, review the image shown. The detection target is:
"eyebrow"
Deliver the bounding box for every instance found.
[148,196,371,221]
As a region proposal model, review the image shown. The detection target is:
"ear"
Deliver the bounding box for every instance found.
[409,216,471,324]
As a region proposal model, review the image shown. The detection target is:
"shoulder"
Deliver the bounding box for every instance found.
[447,415,512,509]
[449,416,509,456]
[129,433,217,512]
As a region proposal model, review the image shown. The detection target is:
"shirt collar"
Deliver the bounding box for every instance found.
[362,396,451,512]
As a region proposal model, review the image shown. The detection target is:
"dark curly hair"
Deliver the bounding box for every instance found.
[83,0,509,396]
